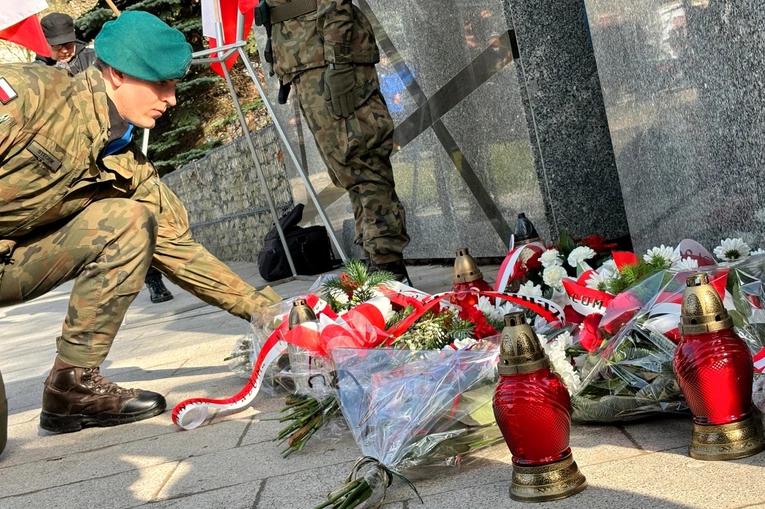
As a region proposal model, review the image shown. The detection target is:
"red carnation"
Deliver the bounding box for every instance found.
[525,251,543,270]
[579,235,619,253]
[579,313,605,352]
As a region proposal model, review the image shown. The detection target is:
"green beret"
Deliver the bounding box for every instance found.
[95,11,192,81]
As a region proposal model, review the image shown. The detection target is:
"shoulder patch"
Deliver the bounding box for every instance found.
[0,78,17,105]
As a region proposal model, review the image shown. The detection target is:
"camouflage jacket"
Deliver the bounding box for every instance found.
[0,64,276,317]
[267,0,380,81]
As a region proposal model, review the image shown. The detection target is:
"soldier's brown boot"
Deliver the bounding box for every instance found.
[39,357,166,433]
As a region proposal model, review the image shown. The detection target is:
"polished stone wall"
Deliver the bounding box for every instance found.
[250,0,629,260]
[504,0,629,242]
[583,0,765,253]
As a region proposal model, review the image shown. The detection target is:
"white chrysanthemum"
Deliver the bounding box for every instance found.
[567,246,596,268]
[672,257,699,271]
[585,271,603,290]
[714,238,751,261]
[517,281,543,298]
[476,295,519,322]
[643,245,680,267]
[539,332,581,395]
[540,248,563,268]
[751,248,765,256]
[475,296,503,322]
[543,265,567,290]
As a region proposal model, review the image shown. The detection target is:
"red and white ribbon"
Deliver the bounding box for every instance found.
[172,329,289,430]
[494,235,546,293]
[173,289,564,430]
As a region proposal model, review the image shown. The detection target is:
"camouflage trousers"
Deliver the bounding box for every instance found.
[0,192,281,368]
[0,199,156,367]
[293,65,409,264]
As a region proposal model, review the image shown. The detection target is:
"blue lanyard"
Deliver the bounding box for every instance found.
[102,123,134,156]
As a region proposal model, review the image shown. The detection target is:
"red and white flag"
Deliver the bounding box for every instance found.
[754,348,765,373]
[0,78,18,104]
[201,0,254,77]
[0,0,50,58]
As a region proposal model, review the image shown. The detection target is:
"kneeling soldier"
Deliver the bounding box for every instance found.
[0,11,281,433]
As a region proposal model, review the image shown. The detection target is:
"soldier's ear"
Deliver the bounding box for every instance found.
[104,66,126,88]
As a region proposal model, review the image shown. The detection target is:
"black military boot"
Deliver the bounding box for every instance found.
[145,268,173,303]
[369,259,411,285]
[40,357,166,433]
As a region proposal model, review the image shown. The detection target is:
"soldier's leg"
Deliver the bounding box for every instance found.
[295,66,409,265]
[0,199,166,433]
[0,198,157,366]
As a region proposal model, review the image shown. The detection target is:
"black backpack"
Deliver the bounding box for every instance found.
[257,204,339,281]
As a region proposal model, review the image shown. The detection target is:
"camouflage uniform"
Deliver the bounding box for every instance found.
[0,64,280,367]
[266,0,409,263]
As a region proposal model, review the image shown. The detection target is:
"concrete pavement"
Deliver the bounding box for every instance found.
[2,262,765,509]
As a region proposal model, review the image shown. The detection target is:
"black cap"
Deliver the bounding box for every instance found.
[40,13,77,46]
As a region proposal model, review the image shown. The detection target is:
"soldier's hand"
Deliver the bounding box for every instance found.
[325,64,355,118]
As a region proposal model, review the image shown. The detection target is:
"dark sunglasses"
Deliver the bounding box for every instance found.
[51,42,75,51]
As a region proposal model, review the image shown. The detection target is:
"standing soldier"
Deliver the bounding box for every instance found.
[0,11,281,434]
[259,0,410,281]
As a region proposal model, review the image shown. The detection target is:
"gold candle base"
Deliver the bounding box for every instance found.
[510,453,587,503]
[690,413,765,461]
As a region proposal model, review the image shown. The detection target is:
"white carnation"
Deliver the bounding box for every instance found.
[567,246,596,268]
[543,265,567,290]
[448,337,478,351]
[517,281,543,298]
[540,249,563,268]
[539,332,581,395]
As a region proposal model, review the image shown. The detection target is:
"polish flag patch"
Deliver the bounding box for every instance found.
[754,348,765,373]
[0,78,17,104]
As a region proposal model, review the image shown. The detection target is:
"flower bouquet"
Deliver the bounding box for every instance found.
[314,341,504,509]
[272,259,553,457]
[494,230,618,300]
[546,238,765,423]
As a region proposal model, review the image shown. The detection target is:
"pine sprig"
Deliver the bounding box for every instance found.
[321,259,396,312]
[603,260,664,295]
[391,309,478,350]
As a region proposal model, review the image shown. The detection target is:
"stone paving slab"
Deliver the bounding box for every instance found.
[2,261,765,509]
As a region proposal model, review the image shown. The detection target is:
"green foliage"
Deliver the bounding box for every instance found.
[557,230,577,257]
[602,259,669,296]
[176,77,221,93]
[321,259,395,312]
[391,309,475,350]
